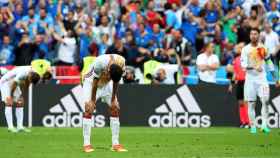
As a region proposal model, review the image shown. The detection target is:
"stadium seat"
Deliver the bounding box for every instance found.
[216,66,229,85]
[185,66,199,85]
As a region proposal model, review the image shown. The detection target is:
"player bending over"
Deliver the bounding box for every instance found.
[241,28,275,134]
[82,54,127,152]
[0,66,41,133]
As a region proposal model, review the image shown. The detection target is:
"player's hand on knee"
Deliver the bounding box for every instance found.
[16,97,24,106]
[85,101,96,113]
[111,99,120,110]
[6,97,13,106]
[110,106,120,117]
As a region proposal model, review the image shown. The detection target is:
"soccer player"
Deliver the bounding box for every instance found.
[227,42,249,128]
[82,54,127,152]
[241,28,275,134]
[0,66,41,132]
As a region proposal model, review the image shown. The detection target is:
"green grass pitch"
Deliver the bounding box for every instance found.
[0,127,279,158]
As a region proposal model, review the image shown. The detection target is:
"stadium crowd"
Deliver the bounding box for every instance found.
[0,0,279,83]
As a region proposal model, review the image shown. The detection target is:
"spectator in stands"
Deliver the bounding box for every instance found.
[242,0,265,18]
[0,6,14,39]
[272,16,280,36]
[0,35,14,65]
[98,33,110,55]
[149,62,181,85]
[95,15,115,46]
[124,29,147,67]
[154,48,170,63]
[135,23,153,51]
[248,6,262,29]
[122,66,138,84]
[35,7,54,35]
[196,42,220,83]
[181,11,200,53]
[223,7,238,45]
[53,29,77,66]
[164,2,180,30]
[237,18,251,44]
[12,2,24,24]
[33,34,48,60]
[260,23,280,57]
[21,5,37,39]
[151,24,165,49]
[266,0,279,23]
[14,32,40,65]
[106,38,128,60]
[213,24,227,60]
[169,29,192,65]
[58,0,76,19]
[145,0,165,28]
[204,0,223,43]
[62,10,77,32]
[47,0,58,19]
[75,16,94,59]
[187,0,202,17]
[221,43,234,65]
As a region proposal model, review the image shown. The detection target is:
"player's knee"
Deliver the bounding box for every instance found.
[16,102,24,107]
[110,106,120,117]
[16,98,24,107]
[83,112,92,119]
[5,97,13,106]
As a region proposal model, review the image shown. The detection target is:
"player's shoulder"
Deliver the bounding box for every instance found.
[243,43,251,49]
[241,44,252,52]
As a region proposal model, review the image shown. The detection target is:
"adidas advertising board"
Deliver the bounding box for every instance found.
[32,85,106,127]
[1,83,280,128]
[148,85,211,127]
[255,95,280,128]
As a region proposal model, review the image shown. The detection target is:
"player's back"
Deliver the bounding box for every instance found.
[92,54,125,72]
[0,66,31,85]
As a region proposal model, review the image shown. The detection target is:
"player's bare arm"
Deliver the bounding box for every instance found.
[88,78,98,113]
[7,81,17,106]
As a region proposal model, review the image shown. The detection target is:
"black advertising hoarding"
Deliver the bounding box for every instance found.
[1,84,280,128]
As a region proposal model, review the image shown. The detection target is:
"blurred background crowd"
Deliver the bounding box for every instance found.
[0,0,279,84]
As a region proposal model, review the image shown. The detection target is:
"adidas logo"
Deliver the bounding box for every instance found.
[255,95,280,128]
[148,85,211,128]
[42,85,105,127]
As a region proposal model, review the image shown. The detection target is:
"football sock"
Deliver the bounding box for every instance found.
[5,106,13,129]
[243,104,249,124]
[16,107,24,129]
[110,117,120,146]
[248,101,256,128]
[239,105,245,125]
[83,117,92,146]
[261,100,269,129]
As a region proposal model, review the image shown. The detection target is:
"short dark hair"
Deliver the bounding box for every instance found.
[164,3,172,10]
[30,72,40,84]
[43,71,52,81]
[110,64,123,83]
[250,27,260,34]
